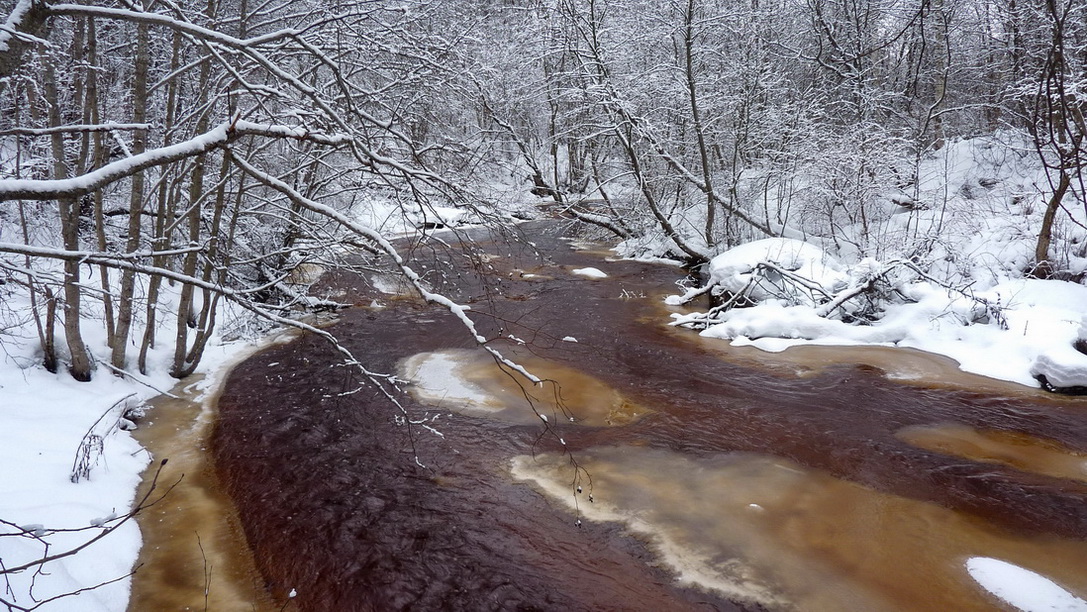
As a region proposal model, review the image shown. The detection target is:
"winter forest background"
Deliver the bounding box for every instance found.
[2,0,1087,384]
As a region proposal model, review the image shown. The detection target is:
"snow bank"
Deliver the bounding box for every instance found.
[0,365,149,611]
[0,264,254,610]
[704,238,845,303]
[654,132,1087,391]
[681,275,1087,389]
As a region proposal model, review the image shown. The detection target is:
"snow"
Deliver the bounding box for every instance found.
[0,121,352,202]
[0,0,33,54]
[660,133,1087,391]
[680,265,1087,389]
[572,266,608,278]
[0,264,254,611]
[704,238,846,303]
[3,124,1087,611]
[398,350,496,411]
[0,368,148,611]
[966,557,1087,612]
[0,124,233,200]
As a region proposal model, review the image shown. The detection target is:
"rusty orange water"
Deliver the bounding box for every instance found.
[513,446,1087,611]
[129,367,283,612]
[400,347,648,426]
[898,423,1087,483]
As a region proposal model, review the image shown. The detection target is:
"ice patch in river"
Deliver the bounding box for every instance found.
[370,272,420,296]
[399,349,647,426]
[966,557,1087,612]
[399,350,496,412]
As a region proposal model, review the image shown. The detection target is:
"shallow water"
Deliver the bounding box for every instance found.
[400,347,648,427]
[129,371,280,612]
[897,423,1087,483]
[513,447,1087,611]
[212,222,1087,611]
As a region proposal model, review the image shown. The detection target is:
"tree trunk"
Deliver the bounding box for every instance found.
[86,17,116,347]
[682,0,718,247]
[171,0,218,378]
[1033,168,1070,278]
[138,29,183,374]
[930,0,948,150]
[12,82,58,372]
[45,60,93,381]
[110,20,150,370]
[177,147,234,378]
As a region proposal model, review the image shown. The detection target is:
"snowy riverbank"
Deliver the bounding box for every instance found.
[649,133,1087,393]
[667,238,1087,391]
[0,322,253,611]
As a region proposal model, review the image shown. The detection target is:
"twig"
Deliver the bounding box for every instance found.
[95,359,181,399]
[4,460,178,575]
[196,532,210,612]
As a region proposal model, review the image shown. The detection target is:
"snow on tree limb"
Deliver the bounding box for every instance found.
[48,4,300,51]
[0,120,350,201]
[0,0,35,54]
[0,122,151,136]
[0,0,50,86]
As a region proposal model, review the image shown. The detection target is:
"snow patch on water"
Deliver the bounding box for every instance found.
[572,267,608,279]
[399,350,497,412]
[966,557,1087,612]
[509,454,789,610]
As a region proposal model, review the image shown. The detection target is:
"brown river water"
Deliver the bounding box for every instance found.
[132,222,1087,611]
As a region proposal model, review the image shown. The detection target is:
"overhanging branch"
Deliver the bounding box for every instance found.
[0,120,351,202]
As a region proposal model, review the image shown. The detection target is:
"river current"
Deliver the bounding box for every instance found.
[197,222,1087,611]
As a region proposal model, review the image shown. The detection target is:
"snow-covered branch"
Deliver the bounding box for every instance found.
[0,0,50,85]
[48,4,300,51]
[0,123,151,137]
[0,120,351,201]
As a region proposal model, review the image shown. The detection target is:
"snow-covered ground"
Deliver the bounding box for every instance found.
[667,238,1087,389]
[659,133,1087,391]
[0,281,255,611]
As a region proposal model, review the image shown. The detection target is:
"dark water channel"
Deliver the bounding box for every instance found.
[213,223,1087,611]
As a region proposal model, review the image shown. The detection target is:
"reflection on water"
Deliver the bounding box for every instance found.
[129,374,279,612]
[400,348,648,426]
[898,424,1087,483]
[512,446,1087,612]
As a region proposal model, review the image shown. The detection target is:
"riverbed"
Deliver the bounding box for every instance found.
[207,222,1087,610]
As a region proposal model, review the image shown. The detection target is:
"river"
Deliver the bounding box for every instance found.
[201,222,1087,611]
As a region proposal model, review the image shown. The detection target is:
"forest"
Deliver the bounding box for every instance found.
[2,0,1085,384]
